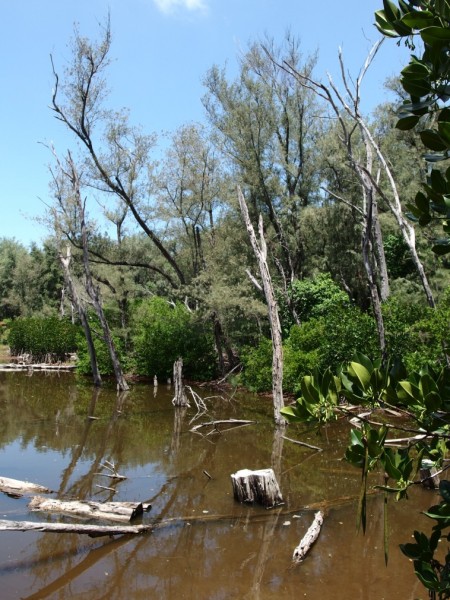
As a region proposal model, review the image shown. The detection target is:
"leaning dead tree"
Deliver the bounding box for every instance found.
[276,41,435,311]
[49,148,129,391]
[237,187,286,426]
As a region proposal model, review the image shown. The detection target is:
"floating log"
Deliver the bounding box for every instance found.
[28,496,151,522]
[0,477,52,498]
[231,468,283,508]
[0,519,151,536]
[292,510,324,563]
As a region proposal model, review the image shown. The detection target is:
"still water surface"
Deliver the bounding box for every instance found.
[0,370,437,599]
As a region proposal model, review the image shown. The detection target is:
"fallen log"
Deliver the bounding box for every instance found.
[231,468,283,508]
[0,519,151,536]
[0,477,52,498]
[292,510,324,563]
[28,496,151,522]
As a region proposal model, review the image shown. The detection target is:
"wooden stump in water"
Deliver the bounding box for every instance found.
[172,357,188,407]
[231,468,283,508]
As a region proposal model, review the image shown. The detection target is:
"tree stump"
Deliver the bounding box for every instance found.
[231,468,283,508]
[172,358,188,407]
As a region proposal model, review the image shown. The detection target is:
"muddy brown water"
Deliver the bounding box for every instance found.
[0,370,437,599]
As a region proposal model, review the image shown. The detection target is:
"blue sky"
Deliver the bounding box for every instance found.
[0,0,410,246]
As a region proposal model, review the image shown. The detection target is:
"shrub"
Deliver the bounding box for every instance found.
[280,273,350,335]
[131,297,216,381]
[8,316,78,362]
[75,329,134,376]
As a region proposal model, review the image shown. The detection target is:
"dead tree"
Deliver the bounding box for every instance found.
[172,358,188,407]
[49,149,129,391]
[237,187,286,426]
[59,246,102,386]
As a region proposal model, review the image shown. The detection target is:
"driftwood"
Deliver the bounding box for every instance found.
[282,435,323,452]
[190,419,255,433]
[0,519,151,536]
[292,510,324,563]
[231,468,283,508]
[0,476,52,498]
[28,496,151,522]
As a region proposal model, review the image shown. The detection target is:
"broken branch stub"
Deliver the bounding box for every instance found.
[231,468,283,508]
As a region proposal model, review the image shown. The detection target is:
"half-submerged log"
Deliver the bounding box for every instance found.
[231,468,283,508]
[28,497,151,523]
[172,357,188,407]
[292,510,324,563]
[0,519,151,536]
[0,477,52,498]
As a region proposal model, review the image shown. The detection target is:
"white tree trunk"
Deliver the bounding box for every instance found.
[237,187,285,426]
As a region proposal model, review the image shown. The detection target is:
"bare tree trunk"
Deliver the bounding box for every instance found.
[172,358,188,407]
[58,151,129,392]
[237,187,286,427]
[59,246,102,387]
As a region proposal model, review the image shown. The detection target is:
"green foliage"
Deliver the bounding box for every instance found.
[8,317,78,362]
[282,273,350,334]
[376,0,450,256]
[241,305,378,393]
[402,289,450,371]
[384,233,416,278]
[240,338,273,392]
[131,297,216,381]
[75,329,134,376]
[280,368,341,423]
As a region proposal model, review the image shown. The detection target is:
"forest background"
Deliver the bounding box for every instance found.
[1,2,449,398]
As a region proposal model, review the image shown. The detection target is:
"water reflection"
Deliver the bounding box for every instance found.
[0,371,436,599]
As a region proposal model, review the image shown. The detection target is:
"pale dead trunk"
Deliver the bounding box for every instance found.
[237,187,286,426]
[172,357,188,407]
[59,246,102,387]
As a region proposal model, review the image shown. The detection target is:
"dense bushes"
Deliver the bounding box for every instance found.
[131,297,216,381]
[8,317,78,362]
[241,305,378,393]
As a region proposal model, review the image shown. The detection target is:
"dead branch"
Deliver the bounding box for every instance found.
[0,477,52,498]
[292,510,324,563]
[190,419,256,434]
[282,435,323,452]
[0,519,151,536]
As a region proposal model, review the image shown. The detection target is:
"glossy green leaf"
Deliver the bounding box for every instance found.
[421,26,450,45]
[420,129,448,151]
[349,361,371,389]
[438,121,450,145]
[401,10,436,29]
[396,114,420,130]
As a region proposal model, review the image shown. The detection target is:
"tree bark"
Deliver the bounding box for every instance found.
[292,510,324,563]
[0,519,151,536]
[28,496,151,522]
[231,468,284,508]
[0,477,52,498]
[172,358,188,407]
[237,187,286,426]
[60,246,102,386]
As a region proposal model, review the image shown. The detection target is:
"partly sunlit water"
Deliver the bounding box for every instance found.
[0,370,436,599]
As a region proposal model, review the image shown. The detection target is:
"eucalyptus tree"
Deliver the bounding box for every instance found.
[203,35,324,298]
